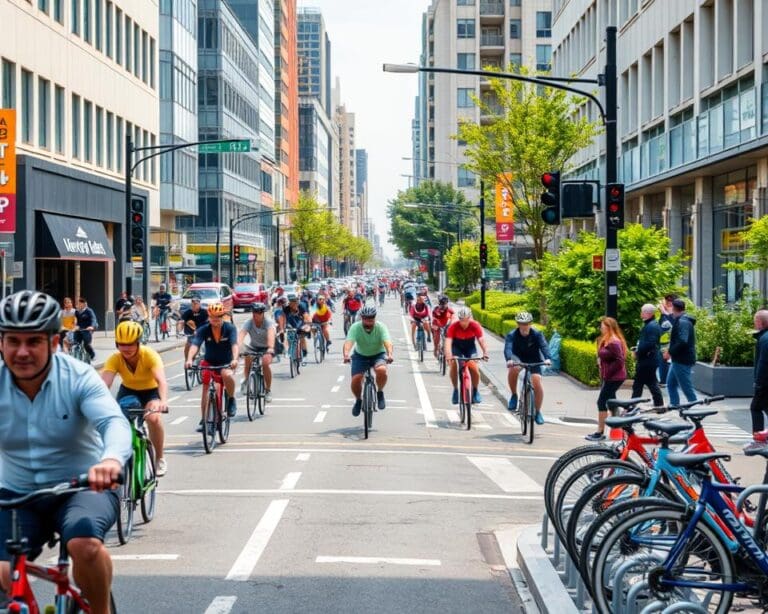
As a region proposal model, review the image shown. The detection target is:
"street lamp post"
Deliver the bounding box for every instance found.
[229,209,297,286]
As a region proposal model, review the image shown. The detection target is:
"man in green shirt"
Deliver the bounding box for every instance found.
[342,304,394,416]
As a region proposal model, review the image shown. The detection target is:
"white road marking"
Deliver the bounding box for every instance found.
[184,448,558,461]
[503,413,520,426]
[321,404,331,408]
[295,453,311,461]
[203,596,237,614]
[111,554,180,561]
[471,412,492,430]
[313,411,327,423]
[388,399,406,403]
[316,556,441,566]
[280,472,302,490]
[167,395,180,404]
[170,416,188,426]
[400,316,437,429]
[270,398,306,401]
[445,410,460,423]
[330,385,340,393]
[467,456,543,493]
[166,488,540,501]
[336,375,344,383]
[225,499,289,581]
[168,373,184,380]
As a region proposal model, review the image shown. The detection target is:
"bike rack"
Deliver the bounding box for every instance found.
[610,554,665,613]
[540,513,592,612]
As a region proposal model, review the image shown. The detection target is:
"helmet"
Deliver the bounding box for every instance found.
[277,296,288,305]
[115,320,143,344]
[190,294,201,303]
[208,303,226,317]
[251,302,267,313]
[457,306,472,320]
[438,295,449,305]
[359,305,377,318]
[0,291,61,332]
[515,311,534,323]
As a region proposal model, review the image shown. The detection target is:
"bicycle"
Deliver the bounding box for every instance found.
[0,475,120,613]
[508,360,548,444]
[69,338,91,365]
[183,335,203,391]
[285,327,303,378]
[378,291,385,306]
[115,403,167,545]
[360,366,377,439]
[343,310,356,336]
[414,319,429,363]
[435,325,448,376]
[453,357,485,431]
[243,351,267,421]
[139,319,151,344]
[311,323,326,364]
[190,364,231,454]
[154,308,170,342]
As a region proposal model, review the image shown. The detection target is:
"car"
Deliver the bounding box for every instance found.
[232,283,269,309]
[178,283,234,314]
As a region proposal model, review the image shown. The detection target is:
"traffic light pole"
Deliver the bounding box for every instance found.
[479,181,486,310]
[604,26,618,318]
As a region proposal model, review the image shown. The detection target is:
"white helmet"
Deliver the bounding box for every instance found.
[457,306,472,319]
[515,311,533,324]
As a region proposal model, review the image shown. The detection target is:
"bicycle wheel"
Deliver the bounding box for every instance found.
[64,590,117,614]
[154,319,160,343]
[116,458,134,545]
[418,331,424,362]
[246,371,257,421]
[314,333,321,363]
[519,387,528,437]
[439,350,446,376]
[319,336,326,363]
[142,322,151,344]
[591,503,735,614]
[461,367,472,430]
[140,442,157,523]
[257,370,265,415]
[289,341,296,378]
[525,383,535,444]
[344,317,350,335]
[458,369,466,425]
[184,364,194,391]
[363,389,370,440]
[203,389,216,454]
[218,391,230,444]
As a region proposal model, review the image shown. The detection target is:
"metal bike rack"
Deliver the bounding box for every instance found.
[626,580,651,613]
[610,554,665,613]
[541,513,590,611]
[658,602,709,614]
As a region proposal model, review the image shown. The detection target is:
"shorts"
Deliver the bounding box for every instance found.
[200,360,226,386]
[0,488,118,562]
[117,386,160,413]
[511,364,542,375]
[243,344,270,356]
[351,351,388,376]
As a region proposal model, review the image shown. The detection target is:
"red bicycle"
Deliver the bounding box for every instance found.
[452,357,486,430]
[0,475,120,613]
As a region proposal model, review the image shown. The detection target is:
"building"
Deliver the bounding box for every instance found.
[334,80,356,233]
[355,148,368,237]
[553,0,768,305]
[0,0,159,324]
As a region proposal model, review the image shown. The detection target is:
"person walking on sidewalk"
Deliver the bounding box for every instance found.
[504,312,551,425]
[586,317,628,441]
[631,304,664,407]
[663,298,698,406]
[745,309,768,452]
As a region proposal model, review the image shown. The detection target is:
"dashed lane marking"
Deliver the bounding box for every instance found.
[467,456,543,493]
[170,416,188,426]
[203,596,237,614]
[225,499,289,581]
[313,411,327,423]
[295,453,311,461]
[279,472,302,490]
[166,488,541,501]
[330,385,340,393]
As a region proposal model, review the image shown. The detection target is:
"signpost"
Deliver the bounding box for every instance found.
[198,139,251,154]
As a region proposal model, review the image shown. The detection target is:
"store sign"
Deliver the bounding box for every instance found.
[0,110,16,233]
[494,173,514,242]
[62,225,109,256]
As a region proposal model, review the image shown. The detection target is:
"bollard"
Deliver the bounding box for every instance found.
[575,570,585,609]
[541,513,549,550]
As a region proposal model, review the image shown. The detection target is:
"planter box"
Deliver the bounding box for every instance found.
[691,361,753,397]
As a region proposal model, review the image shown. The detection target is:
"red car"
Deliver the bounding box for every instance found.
[233,283,269,309]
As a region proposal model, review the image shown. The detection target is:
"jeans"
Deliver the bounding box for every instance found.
[666,362,697,406]
[631,364,664,406]
[73,329,95,358]
[657,351,670,384]
[749,387,768,432]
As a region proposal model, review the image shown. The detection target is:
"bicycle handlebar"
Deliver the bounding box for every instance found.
[628,395,727,416]
[451,356,488,363]
[188,364,231,372]
[0,473,125,510]
[506,360,547,368]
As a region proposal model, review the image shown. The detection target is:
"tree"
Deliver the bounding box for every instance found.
[722,216,768,272]
[456,64,601,262]
[290,191,327,262]
[444,237,501,293]
[388,180,478,259]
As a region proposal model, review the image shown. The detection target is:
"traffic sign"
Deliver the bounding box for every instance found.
[592,254,603,271]
[198,139,251,154]
[605,248,621,271]
[485,268,503,280]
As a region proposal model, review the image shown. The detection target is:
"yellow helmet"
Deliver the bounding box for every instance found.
[208,302,226,317]
[115,320,143,345]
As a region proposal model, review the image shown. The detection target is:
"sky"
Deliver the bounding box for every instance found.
[297,0,431,259]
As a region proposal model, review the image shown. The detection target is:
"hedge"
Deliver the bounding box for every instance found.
[560,339,636,387]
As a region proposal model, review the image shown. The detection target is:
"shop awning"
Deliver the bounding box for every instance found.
[37,213,115,261]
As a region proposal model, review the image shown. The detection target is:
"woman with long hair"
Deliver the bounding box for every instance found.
[585,316,628,441]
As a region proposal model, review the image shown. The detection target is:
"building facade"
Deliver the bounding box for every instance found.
[553,0,768,305]
[0,0,159,323]
[335,98,355,232]
[355,148,368,238]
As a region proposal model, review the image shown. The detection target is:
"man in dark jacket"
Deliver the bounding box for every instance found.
[747,310,768,448]
[632,304,664,406]
[662,298,697,406]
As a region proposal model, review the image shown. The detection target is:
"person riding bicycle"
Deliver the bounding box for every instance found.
[100,321,169,477]
[431,296,455,359]
[74,297,97,361]
[185,302,239,429]
[237,303,275,402]
[402,284,416,310]
[0,291,131,614]
[311,295,333,350]
[342,305,393,416]
[130,295,150,326]
[178,295,209,362]
[444,306,489,405]
[59,296,77,352]
[151,283,173,325]
[272,296,288,356]
[114,291,133,322]
[285,293,312,360]
[418,286,432,307]
[409,294,432,349]
[342,289,363,328]
[504,311,551,425]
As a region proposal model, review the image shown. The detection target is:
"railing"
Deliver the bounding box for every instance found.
[479,1,504,15]
[480,33,504,47]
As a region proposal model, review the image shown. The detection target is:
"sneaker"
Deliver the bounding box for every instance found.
[227,397,237,417]
[535,411,545,425]
[195,419,204,433]
[743,439,768,453]
[472,389,482,404]
[377,390,386,410]
[754,429,768,443]
[265,390,272,403]
[451,389,459,405]
[585,431,606,442]
[326,340,332,349]
[352,398,362,417]
[156,458,168,477]
[508,394,518,411]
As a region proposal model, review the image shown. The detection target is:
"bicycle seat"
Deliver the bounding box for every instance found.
[681,408,718,420]
[744,445,768,459]
[605,415,647,429]
[644,420,692,437]
[607,397,650,410]
[666,452,731,470]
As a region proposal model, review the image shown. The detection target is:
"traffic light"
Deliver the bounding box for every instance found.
[540,171,561,225]
[562,184,595,218]
[479,242,488,267]
[233,244,241,263]
[130,198,145,257]
[605,183,625,230]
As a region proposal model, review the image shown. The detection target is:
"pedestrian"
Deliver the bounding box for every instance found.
[74,297,98,361]
[114,291,133,321]
[631,304,664,407]
[744,309,768,451]
[657,293,677,386]
[663,298,698,406]
[586,316,628,441]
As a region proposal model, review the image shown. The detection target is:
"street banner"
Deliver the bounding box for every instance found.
[0,110,16,233]
[494,173,514,241]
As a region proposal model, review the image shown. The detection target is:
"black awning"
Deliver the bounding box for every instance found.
[37,213,116,261]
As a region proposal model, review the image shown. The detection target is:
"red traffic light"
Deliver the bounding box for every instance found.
[608,203,620,213]
[541,172,559,189]
[132,212,143,224]
[609,186,623,199]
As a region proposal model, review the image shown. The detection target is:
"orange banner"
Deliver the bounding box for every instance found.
[494,173,514,223]
[0,109,16,233]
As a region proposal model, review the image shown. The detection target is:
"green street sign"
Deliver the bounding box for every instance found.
[485,268,503,279]
[419,249,429,258]
[297,253,307,261]
[198,139,251,153]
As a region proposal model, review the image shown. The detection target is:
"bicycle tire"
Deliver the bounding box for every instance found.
[257,370,265,415]
[343,318,350,335]
[525,383,535,444]
[246,371,257,421]
[363,390,370,440]
[314,334,321,363]
[439,351,446,376]
[142,322,151,344]
[203,389,216,454]
[458,371,466,425]
[184,365,194,391]
[140,442,157,523]
[418,330,424,362]
[289,342,296,378]
[519,387,528,437]
[116,458,134,545]
[154,318,160,343]
[218,392,230,444]
[464,368,472,430]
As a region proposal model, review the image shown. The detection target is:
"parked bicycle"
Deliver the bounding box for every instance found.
[189,364,231,454]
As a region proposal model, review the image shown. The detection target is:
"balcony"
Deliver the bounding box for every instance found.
[479,1,504,23]
[480,33,504,49]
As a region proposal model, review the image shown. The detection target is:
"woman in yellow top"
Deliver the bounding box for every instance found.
[59,296,77,351]
[100,321,169,476]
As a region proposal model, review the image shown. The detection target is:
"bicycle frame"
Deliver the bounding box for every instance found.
[8,548,90,614]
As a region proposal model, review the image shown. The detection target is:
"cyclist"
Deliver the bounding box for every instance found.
[59,296,77,352]
[342,289,363,330]
[270,285,285,307]
[130,295,150,327]
[285,293,312,360]
[342,305,393,416]
[178,295,209,362]
[444,306,489,405]
[114,291,133,322]
[311,294,333,350]
[185,302,239,428]
[151,283,173,332]
[0,291,131,614]
[100,321,169,476]
[418,286,432,307]
[403,283,416,312]
[74,297,98,361]
[409,294,432,349]
[504,311,551,425]
[431,295,455,359]
[237,303,275,402]
[272,296,288,357]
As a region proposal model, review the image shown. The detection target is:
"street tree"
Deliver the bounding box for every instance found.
[444,237,501,293]
[290,191,327,263]
[456,64,601,261]
[722,216,768,272]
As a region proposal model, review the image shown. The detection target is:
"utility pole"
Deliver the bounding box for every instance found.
[479,180,486,310]
[604,26,618,319]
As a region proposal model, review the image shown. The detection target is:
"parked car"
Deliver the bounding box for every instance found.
[178,282,234,314]
[232,283,269,309]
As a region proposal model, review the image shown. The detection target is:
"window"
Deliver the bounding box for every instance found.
[536,11,552,37]
[457,87,475,107]
[38,0,49,14]
[141,31,148,83]
[149,38,155,88]
[105,2,112,57]
[457,19,475,39]
[21,70,33,144]
[95,106,103,166]
[510,0,520,5]
[115,8,122,65]
[83,0,91,43]
[457,53,476,70]
[509,53,522,68]
[125,16,131,72]
[106,111,113,168]
[83,100,92,162]
[94,0,102,50]
[116,116,123,171]
[536,44,552,71]
[458,167,476,187]
[54,85,64,153]
[509,19,521,39]
[53,0,63,22]
[457,0,475,4]
[71,0,79,35]
[133,24,139,77]
[1,60,15,109]
[38,78,50,148]
[71,94,80,158]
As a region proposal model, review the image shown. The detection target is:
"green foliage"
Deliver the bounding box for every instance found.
[444,237,501,292]
[690,292,761,366]
[531,224,686,345]
[443,288,465,301]
[723,216,768,271]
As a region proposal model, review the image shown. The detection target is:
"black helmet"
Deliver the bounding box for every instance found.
[0,291,61,333]
[251,302,267,313]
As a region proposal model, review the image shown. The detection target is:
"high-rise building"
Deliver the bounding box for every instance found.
[355,148,368,237]
[553,0,768,304]
[0,0,159,322]
[335,102,356,231]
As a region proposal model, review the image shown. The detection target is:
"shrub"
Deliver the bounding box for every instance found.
[690,292,760,366]
[444,288,464,301]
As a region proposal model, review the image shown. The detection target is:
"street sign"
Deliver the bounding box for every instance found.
[297,253,307,261]
[427,248,440,256]
[592,254,603,271]
[198,139,251,154]
[605,248,621,271]
[0,109,17,233]
[419,249,429,258]
[485,268,503,280]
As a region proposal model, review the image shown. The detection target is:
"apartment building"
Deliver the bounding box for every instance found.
[356,148,368,239]
[0,0,159,323]
[335,100,356,232]
[553,0,768,305]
